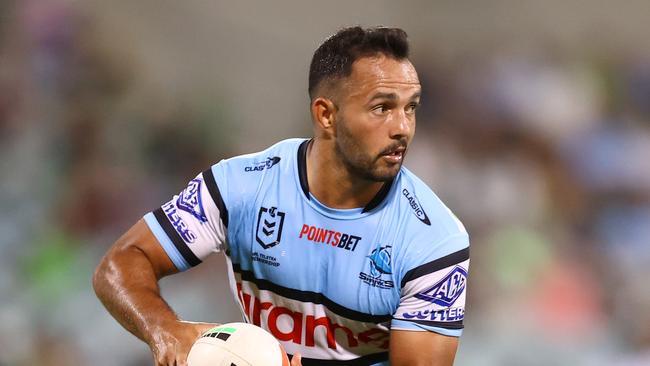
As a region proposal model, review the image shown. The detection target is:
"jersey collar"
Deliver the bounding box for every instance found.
[297,139,394,213]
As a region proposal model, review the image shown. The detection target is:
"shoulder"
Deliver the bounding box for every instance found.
[208,138,305,184]
[392,167,469,275]
[206,138,306,207]
[213,138,305,174]
[395,167,468,240]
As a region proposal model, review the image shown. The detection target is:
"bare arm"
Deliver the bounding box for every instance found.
[92,219,216,365]
[389,330,459,366]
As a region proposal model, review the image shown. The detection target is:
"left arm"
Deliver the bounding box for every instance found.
[390,234,470,366]
[389,330,459,366]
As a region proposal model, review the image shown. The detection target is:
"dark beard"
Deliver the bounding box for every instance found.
[334,118,405,182]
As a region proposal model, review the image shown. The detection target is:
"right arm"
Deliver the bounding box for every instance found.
[92,219,217,366]
[93,169,230,364]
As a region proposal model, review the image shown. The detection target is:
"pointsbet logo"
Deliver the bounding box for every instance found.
[298,224,361,252]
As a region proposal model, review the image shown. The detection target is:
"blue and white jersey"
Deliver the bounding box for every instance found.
[144,138,470,365]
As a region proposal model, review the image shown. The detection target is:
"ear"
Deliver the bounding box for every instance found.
[310,97,337,133]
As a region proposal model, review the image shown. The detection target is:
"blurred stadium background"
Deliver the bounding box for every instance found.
[1,0,650,365]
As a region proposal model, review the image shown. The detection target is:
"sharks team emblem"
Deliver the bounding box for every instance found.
[359,245,394,289]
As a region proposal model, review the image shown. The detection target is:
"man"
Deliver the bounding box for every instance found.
[93,26,469,366]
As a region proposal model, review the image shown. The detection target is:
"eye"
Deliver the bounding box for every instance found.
[406,102,419,113]
[372,104,390,114]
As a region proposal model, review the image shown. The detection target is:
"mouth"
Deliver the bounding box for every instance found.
[380,145,406,163]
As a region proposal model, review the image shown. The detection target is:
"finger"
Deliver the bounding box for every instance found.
[175,341,188,366]
[291,352,302,366]
[177,352,187,366]
[153,353,166,366]
[153,355,172,366]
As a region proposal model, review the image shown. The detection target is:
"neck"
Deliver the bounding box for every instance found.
[306,138,385,209]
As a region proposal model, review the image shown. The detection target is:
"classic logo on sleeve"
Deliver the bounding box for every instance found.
[245,156,281,172]
[402,189,431,225]
[415,266,467,307]
[255,206,286,249]
[359,245,394,289]
[176,178,208,223]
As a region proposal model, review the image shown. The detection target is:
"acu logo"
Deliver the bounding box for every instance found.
[415,266,467,307]
[255,206,286,249]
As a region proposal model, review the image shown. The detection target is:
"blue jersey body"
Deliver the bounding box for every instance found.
[144,138,470,365]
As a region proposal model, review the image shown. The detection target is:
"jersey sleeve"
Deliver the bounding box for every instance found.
[143,166,229,271]
[392,233,470,337]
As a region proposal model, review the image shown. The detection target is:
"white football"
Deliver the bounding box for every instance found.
[187,322,290,366]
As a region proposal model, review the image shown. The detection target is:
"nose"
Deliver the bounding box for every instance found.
[389,109,413,139]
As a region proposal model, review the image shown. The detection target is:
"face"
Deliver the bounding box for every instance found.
[333,55,421,182]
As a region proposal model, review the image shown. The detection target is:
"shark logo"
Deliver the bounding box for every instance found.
[359,245,394,289]
[368,245,392,278]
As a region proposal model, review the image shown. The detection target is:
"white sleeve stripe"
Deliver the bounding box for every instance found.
[401,245,469,288]
[144,212,190,271]
[152,206,203,266]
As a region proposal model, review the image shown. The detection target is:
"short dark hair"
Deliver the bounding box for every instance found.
[308,26,410,99]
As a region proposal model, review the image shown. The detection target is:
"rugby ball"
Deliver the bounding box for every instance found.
[187,322,290,366]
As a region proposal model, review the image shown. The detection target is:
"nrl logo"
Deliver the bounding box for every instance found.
[255,206,286,249]
[415,266,467,307]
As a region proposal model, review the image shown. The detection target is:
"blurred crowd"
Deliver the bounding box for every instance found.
[409,42,650,365]
[1,1,649,365]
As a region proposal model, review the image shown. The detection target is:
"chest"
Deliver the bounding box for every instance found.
[227,192,402,317]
